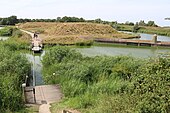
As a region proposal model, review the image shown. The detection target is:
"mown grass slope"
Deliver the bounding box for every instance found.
[19,22,137,44]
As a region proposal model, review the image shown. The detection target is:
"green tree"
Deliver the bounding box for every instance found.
[133,22,139,32]
[147,21,158,27]
[7,16,18,25]
[94,18,102,23]
[139,20,146,26]
[0,18,7,25]
[125,21,134,26]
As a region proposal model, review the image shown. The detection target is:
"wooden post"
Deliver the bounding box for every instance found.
[22,83,26,103]
[152,34,157,43]
[138,43,140,46]
[33,87,36,103]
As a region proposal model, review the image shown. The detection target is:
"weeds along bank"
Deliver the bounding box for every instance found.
[118,24,170,37]
[42,46,170,113]
[0,27,31,112]
[0,44,31,112]
[0,27,31,50]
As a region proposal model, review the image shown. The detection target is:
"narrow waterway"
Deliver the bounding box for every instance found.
[25,51,45,86]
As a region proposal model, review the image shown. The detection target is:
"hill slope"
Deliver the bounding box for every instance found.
[19,22,137,44]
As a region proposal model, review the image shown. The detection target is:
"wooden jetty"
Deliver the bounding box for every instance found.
[94,37,170,47]
[25,85,62,104]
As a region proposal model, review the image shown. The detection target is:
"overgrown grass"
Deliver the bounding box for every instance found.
[0,44,31,112]
[42,46,170,113]
[0,28,32,112]
[1,27,31,50]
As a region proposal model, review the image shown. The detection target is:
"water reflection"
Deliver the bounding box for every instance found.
[77,46,170,58]
[25,51,45,86]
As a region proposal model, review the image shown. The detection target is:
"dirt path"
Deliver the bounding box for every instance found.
[20,29,34,38]
[39,104,51,113]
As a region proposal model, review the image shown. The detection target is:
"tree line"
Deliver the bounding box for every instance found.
[0,15,116,25]
[0,16,158,29]
[124,20,158,27]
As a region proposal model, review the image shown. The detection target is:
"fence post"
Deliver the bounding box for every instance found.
[22,83,26,103]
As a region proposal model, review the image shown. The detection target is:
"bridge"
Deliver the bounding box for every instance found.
[94,37,170,47]
[25,85,62,104]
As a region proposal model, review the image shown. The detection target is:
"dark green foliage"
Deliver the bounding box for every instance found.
[0,44,31,112]
[125,21,134,26]
[57,16,85,22]
[0,16,18,25]
[133,22,140,32]
[139,20,146,26]
[43,46,170,113]
[147,21,158,27]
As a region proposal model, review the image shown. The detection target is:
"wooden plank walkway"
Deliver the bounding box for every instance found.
[25,85,62,104]
[94,38,170,47]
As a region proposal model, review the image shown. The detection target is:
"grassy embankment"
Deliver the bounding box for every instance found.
[0,27,31,50]
[118,24,170,36]
[42,46,170,113]
[18,22,138,45]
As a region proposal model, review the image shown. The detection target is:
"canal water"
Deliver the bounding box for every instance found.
[77,46,170,58]
[122,31,170,42]
[25,51,45,86]
[75,32,170,58]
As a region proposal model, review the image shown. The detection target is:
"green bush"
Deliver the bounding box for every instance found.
[43,46,170,113]
[0,27,13,36]
[12,28,23,37]
[0,44,31,112]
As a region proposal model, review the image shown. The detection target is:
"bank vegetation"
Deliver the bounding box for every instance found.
[42,46,170,113]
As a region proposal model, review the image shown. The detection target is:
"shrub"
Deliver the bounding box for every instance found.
[43,46,170,113]
[0,27,13,36]
[0,44,31,112]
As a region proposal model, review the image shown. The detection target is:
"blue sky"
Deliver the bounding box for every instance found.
[0,0,170,26]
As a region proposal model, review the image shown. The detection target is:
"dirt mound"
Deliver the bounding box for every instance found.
[19,22,136,44]
[19,22,117,35]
